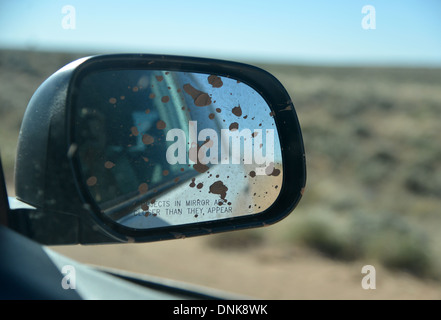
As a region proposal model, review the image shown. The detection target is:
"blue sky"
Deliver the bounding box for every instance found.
[0,0,440,66]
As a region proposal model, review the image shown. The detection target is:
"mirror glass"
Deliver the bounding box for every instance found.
[73,69,283,229]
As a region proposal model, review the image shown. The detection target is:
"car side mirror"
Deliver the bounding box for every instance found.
[9,54,306,245]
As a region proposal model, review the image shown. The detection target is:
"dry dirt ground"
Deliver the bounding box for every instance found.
[50,235,441,300]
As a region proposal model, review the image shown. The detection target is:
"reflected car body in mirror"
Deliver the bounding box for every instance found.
[10,54,306,245]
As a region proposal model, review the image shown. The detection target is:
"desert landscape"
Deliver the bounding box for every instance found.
[1,49,441,299]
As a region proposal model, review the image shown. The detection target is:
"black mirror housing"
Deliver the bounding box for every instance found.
[11,54,306,245]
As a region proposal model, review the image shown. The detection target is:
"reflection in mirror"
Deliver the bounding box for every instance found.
[73,70,283,229]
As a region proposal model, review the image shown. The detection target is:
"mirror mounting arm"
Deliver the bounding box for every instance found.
[7,207,125,245]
